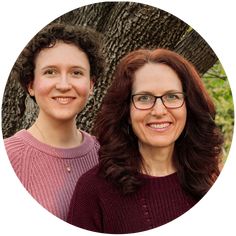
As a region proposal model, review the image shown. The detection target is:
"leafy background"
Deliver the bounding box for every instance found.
[203,61,234,162]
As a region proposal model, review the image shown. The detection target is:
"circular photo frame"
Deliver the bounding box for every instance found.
[0,1,235,236]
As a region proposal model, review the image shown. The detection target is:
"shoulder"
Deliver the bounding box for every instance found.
[4,130,28,157]
[74,165,107,195]
[4,129,25,143]
[78,165,101,186]
[4,130,30,176]
[80,130,100,152]
[71,165,125,214]
[81,130,98,143]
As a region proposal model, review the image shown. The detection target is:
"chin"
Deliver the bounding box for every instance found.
[51,113,77,122]
[147,139,175,148]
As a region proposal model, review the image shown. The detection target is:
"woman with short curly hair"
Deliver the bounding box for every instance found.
[4,23,105,220]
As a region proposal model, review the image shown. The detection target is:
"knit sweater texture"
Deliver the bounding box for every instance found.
[67,165,198,234]
[4,129,99,220]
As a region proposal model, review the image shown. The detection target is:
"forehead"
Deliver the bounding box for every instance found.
[132,63,183,94]
[35,42,90,68]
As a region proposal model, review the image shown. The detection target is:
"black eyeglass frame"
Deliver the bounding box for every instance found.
[131,92,186,110]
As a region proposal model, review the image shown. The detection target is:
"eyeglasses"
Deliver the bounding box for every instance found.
[131,92,185,110]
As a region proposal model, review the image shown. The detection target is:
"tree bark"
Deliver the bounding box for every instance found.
[2,2,218,138]
[175,29,218,75]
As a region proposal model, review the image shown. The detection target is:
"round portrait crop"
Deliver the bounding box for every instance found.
[2,1,233,234]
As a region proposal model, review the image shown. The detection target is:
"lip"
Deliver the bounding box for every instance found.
[52,96,76,105]
[146,121,172,132]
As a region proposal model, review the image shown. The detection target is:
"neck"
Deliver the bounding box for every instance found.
[28,115,82,148]
[139,144,176,177]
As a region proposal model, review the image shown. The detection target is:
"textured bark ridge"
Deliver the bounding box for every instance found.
[2,2,217,138]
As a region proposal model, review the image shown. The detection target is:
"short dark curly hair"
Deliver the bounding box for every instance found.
[13,23,105,93]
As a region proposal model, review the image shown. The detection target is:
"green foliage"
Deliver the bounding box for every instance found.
[202,61,234,161]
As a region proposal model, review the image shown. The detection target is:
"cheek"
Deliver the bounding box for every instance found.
[33,80,51,96]
[130,106,145,133]
[75,81,92,97]
[129,106,138,125]
[175,106,187,131]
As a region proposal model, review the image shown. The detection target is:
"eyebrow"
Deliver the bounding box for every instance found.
[133,89,183,95]
[40,65,88,71]
[70,66,88,71]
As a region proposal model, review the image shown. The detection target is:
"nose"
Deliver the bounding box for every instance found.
[150,98,167,116]
[55,74,72,91]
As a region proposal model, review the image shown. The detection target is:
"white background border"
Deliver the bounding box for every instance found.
[0,1,235,235]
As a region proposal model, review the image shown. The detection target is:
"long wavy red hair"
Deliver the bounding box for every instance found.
[93,48,223,199]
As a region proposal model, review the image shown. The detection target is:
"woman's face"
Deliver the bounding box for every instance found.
[28,41,93,123]
[130,63,187,151]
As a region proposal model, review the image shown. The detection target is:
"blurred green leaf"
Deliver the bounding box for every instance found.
[203,61,234,161]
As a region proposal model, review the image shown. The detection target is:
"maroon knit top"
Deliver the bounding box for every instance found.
[4,129,99,220]
[67,165,198,233]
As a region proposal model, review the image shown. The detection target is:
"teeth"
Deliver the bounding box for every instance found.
[149,123,170,129]
[55,97,73,104]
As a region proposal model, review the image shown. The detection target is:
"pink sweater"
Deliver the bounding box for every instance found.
[4,129,99,220]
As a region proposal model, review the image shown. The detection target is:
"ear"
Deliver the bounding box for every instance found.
[27,81,35,96]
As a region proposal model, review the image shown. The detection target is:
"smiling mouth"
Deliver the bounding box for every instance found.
[53,97,75,104]
[147,122,171,130]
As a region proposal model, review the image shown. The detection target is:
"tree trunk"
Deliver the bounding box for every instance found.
[2,2,218,138]
[175,29,218,74]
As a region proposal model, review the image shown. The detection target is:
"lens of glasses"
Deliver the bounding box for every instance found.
[162,93,185,108]
[132,94,155,109]
[132,93,185,110]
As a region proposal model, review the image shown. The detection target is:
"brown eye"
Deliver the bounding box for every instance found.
[72,70,83,76]
[44,68,57,75]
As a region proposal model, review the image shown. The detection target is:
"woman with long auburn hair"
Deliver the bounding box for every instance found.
[67,48,223,233]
